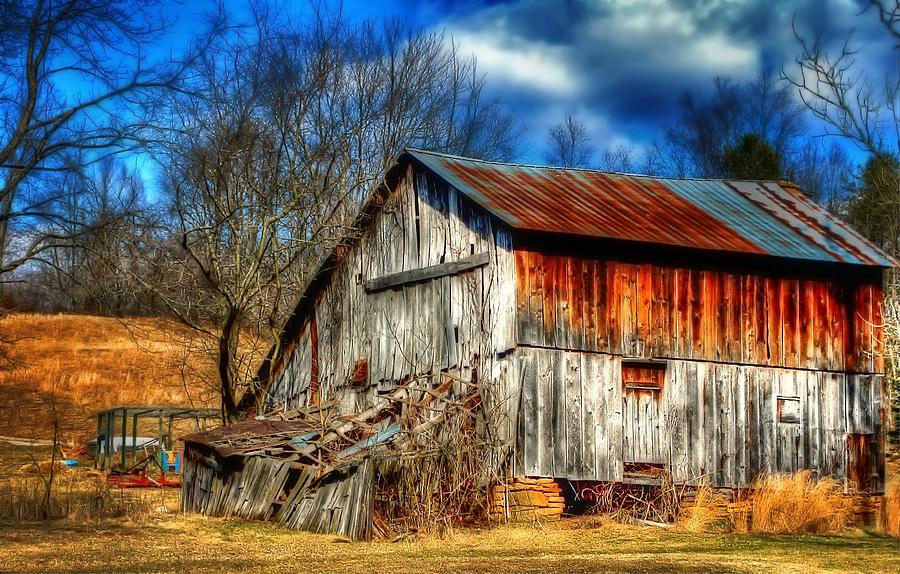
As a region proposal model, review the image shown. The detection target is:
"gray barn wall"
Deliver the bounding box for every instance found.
[511,346,884,490]
[265,165,518,424]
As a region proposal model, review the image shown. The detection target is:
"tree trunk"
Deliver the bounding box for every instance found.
[219,310,241,423]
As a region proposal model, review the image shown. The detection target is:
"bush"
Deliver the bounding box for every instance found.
[877,476,900,537]
[748,471,853,534]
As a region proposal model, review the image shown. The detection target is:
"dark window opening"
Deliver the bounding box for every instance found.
[622,361,665,391]
[777,396,800,424]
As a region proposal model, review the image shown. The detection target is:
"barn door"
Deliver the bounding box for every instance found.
[622,362,666,464]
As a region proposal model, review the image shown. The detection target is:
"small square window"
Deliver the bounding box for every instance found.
[778,396,800,424]
[622,362,665,391]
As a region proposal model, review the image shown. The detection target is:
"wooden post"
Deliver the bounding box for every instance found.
[95,414,102,470]
[120,408,127,471]
[105,411,113,470]
[132,413,139,454]
[158,411,164,451]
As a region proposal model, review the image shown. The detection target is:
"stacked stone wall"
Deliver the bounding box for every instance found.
[489,477,565,522]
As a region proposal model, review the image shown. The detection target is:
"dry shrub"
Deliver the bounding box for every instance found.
[749,471,852,534]
[374,402,493,536]
[0,474,159,521]
[678,482,728,532]
[728,488,753,533]
[372,378,510,537]
[575,471,681,525]
[877,475,900,537]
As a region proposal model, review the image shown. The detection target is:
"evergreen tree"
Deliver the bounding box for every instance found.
[722,133,783,180]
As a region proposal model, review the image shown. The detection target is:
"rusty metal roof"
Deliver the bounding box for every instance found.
[183,418,315,457]
[406,149,894,267]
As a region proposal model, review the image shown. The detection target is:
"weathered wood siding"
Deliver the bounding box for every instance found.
[515,249,884,373]
[265,166,517,420]
[183,452,375,540]
[514,346,885,490]
[262,167,886,493]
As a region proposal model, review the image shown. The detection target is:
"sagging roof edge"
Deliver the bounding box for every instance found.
[243,149,894,414]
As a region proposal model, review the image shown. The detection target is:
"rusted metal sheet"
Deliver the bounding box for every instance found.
[183,418,315,457]
[407,149,894,267]
[514,250,885,373]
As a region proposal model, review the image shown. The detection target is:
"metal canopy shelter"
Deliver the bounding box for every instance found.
[94,406,221,471]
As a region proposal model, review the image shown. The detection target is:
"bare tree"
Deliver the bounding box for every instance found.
[789,140,854,211]
[545,114,593,168]
[134,7,523,422]
[784,0,900,449]
[664,74,809,178]
[783,2,898,157]
[599,144,635,173]
[596,142,666,176]
[0,0,216,282]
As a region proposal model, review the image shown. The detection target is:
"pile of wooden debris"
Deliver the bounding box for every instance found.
[182,374,505,540]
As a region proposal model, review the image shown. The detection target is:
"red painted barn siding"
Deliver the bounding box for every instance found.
[514,248,884,374]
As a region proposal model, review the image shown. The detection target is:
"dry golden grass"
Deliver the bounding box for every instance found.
[677,482,727,533]
[0,313,218,441]
[748,471,853,534]
[877,461,900,537]
[678,472,869,535]
[0,515,896,574]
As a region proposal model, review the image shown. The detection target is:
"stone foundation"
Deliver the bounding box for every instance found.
[489,477,565,522]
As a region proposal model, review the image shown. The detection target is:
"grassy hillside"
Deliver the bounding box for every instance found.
[0,313,219,441]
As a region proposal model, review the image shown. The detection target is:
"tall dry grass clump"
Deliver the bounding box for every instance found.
[748,470,852,534]
[678,482,725,532]
[0,474,160,521]
[677,482,751,533]
[877,473,899,537]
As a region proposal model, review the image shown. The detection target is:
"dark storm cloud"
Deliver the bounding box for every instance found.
[386,0,893,158]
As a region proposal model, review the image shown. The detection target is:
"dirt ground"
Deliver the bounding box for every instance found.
[0,514,896,574]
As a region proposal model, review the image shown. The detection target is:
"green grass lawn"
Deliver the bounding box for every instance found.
[0,515,896,574]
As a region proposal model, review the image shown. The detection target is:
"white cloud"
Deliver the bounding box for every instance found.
[448,30,583,98]
[587,1,759,79]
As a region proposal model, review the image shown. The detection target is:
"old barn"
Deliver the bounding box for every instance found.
[184,149,892,534]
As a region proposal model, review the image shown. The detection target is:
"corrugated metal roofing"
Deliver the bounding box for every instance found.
[406,149,894,267]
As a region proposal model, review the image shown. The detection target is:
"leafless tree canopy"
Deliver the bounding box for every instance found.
[783,1,899,158]
[664,74,808,178]
[140,6,524,421]
[0,0,209,280]
[790,140,854,211]
[545,114,594,168]
[5,0,898,430]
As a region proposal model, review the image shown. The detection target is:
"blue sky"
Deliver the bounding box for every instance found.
[154,0,895,165]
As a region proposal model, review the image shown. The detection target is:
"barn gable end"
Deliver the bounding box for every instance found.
[264,161,517,427]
